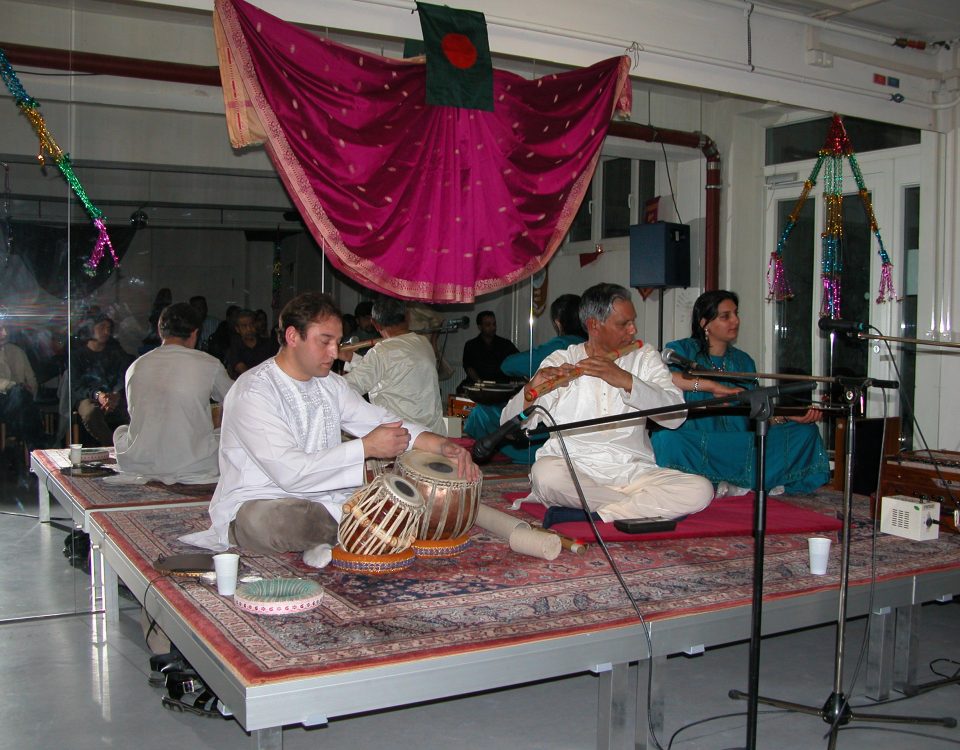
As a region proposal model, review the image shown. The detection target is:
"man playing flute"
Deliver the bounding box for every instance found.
[500,283,713,522]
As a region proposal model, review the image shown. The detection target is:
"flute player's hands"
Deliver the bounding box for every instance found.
[524,363,579,401]
[576,355,633,392]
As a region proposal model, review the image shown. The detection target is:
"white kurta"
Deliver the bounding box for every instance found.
[181,358,427,552]
[113,344,233,484]
[501,342,687,486]
[343,332,445,434]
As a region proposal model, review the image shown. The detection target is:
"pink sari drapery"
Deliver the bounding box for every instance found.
[214,0,632,302]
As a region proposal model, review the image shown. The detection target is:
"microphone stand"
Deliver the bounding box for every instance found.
[728,375,955,749]
[523,378,816,749]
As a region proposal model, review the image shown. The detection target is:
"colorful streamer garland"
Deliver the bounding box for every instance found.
[767,114,897,318]
[0,46,117,276]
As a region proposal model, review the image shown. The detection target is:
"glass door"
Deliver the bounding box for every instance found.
[764,151,914,451]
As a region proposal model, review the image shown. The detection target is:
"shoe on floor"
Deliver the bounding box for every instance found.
[148,649,187,687]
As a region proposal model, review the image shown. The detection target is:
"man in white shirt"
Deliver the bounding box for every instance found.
[181,292,477,568]
[113,302,233,484]
[340,296,446,434]
[501,283,713,522]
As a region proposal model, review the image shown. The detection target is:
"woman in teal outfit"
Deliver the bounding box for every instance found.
[464,294,585,463]
[651,290,829,495]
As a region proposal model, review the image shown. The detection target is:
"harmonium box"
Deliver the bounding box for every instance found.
[878,449,960,532]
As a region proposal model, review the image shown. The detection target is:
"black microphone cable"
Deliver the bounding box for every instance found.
[531,404,668,750]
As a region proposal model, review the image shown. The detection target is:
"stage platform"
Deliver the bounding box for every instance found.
[81,479,960,750]
[30,448,215,528]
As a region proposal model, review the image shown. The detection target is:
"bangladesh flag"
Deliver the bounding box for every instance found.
[416,1,493,111]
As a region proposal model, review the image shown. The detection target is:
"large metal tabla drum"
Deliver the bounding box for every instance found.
[396,450,482,558]
[331,474,425,574]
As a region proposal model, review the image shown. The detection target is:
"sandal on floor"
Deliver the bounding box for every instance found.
[148,650,188,687]
[161,689,222,718]
[162,670,229,719]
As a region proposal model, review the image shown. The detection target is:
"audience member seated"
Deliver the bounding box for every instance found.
[180,292,478,568]
[254,308,273,340]
[501,283,713,521]
[189,295,220,351]
[113,302,233,484]
[464,294,585,462]
[72,315,132,446]
[205,304,240,364]
[0,317,43,452]
[340,296,446,434]
[650,289,829,496]
[224,309,278,379]
[459,310,518,390]
[350,300,379,355]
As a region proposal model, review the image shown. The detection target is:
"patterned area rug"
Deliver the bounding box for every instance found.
[93,484,960,687]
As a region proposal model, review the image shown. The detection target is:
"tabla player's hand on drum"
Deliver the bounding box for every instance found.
[439,439,481,482]
[362,421,411,459]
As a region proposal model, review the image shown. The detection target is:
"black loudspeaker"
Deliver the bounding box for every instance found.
[629,222,691,288]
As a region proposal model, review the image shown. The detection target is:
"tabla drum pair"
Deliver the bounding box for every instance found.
[332,450,483,571]
[396,449,482,558]
[331,474,425,574]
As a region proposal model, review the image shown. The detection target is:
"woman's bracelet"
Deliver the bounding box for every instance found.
[693,377,700,393]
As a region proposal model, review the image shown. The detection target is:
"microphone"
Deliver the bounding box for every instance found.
[441,315,470,332]
[471,411,530,464]
[661,348,699,371]
[818,317,867,334]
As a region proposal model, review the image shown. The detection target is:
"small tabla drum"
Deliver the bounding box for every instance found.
[395,450,482,558]
[331,474,425,575]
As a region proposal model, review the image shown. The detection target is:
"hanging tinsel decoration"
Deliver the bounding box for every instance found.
[767,114,898,317]
[0,46,118,276]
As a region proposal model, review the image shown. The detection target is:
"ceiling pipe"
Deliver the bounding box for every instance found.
[1,42,221,87]
[608,120,721,291]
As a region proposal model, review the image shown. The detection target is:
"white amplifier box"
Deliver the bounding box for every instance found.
[879,495,940,541]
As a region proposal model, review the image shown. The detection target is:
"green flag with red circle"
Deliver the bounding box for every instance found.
[416,1,494,111]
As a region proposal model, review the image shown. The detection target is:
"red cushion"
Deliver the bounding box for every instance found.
[508,493,842,542]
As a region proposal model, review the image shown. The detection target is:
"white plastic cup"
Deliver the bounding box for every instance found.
[807,537,832,575]
[69,444,83,467]
[213,553,240,595]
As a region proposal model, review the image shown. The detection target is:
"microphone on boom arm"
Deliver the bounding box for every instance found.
[661,348,699,371]
[818,317,867,334]
[471,411,531,464]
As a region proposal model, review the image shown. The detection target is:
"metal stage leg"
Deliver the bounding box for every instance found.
[893,603,921,693]
[596,662,630,750]
[865,606,894,700]
[36,469,50,523]
[91,543,119,625]
[251,726,282,750]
